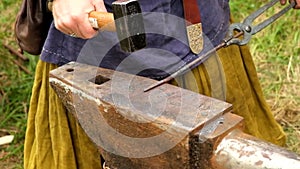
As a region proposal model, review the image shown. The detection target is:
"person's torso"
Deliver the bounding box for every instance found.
[41,0,230,79]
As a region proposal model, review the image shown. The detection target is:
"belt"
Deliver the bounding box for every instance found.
[183,0,203,54]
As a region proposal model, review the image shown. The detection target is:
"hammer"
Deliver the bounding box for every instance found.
[88,0,146,52]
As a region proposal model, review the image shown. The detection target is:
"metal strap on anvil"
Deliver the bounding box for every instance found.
[183,0,204,54]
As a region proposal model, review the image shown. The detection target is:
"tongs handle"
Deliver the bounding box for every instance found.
[226,0,296,46]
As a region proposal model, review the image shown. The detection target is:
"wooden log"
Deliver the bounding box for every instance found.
[11,59,31,74]
[3,43,29,61]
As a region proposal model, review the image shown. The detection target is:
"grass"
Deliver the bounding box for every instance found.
[230,0,300,153]
[0,0,38,168]
[0,0,299,168]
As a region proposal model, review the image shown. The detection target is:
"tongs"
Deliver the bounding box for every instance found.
[144,0,296,92]
[224,0,296,46]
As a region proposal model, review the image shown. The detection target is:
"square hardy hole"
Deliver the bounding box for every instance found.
[89,75,110,85]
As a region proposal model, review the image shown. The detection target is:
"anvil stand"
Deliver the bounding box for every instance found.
[50,62,300,169]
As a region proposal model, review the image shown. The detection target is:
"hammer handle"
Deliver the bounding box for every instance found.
[47,2,115,32]
[88,11,116,32]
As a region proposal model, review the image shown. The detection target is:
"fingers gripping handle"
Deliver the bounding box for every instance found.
[47,1,116,32]
[88,11,116,31]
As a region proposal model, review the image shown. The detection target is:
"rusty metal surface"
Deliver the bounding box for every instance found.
[189,113,244,169]
[212,129,300,169]
[49,61,232,135]
[49,62,233,168]
[49,62,300,169]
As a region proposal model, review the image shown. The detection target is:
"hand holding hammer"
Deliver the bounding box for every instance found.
[50,0,146,52]
[50,0,107,38]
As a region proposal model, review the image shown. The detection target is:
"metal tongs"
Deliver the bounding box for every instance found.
[224,0,296,46]
[144,0,296,92]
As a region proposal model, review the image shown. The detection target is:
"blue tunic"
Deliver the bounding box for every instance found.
[41,0,230,79]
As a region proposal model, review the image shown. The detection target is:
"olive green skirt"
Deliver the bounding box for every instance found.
[24,44,286,169]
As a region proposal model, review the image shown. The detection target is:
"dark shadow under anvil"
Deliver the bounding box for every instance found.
[49,62,300,169]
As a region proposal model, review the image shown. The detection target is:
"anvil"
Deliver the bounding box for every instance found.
[49,62,300,169]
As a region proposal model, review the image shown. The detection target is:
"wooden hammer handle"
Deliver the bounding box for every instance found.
[88,11,116,32]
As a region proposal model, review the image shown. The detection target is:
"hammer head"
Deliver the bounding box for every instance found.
[112,0,146,53]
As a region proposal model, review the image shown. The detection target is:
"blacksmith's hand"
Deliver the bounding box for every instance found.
[52,0,107,39]
[280,0,300,9]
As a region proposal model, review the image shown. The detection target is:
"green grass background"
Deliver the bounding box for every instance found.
[0,0,299,168]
